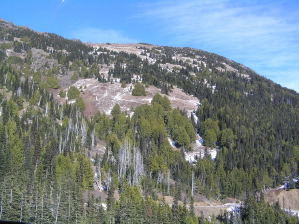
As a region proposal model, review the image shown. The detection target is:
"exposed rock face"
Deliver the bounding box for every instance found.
[30,48,58,71]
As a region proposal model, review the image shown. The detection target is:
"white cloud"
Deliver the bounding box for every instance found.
[70,27,138,44]
[139,0,299,92]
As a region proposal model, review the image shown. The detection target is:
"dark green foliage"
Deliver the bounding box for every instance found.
[219,128,235,148]
[75,96,86,112]
[152,93,163,105]
[67,86,80,100]
[0,49,5,61]
[111,103,121,117]
[121,80,126,88]
[59,90,66,98]
[132,82,146,96]
[203,129,217,148]
[0,51,94,222]
[152,93,172,111]
[173,126,190,147]
[45,76,60,89]
[106,133,121,154]
[167,108,196,147]
[6,56,22,65]
[119,185,145,223]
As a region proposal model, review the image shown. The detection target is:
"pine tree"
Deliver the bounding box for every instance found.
[172,184,180,224]
[132,82,146,96]
[7,120,24,174]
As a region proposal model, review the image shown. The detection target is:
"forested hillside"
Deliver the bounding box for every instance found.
[0,18,299,223]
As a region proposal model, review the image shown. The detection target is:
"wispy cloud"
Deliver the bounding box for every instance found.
[139,0,299,91]
[70,27,138,44]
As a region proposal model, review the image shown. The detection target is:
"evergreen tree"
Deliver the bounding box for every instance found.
[132,82,146,96]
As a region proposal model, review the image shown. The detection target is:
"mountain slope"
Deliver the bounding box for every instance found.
[0,18,299,223]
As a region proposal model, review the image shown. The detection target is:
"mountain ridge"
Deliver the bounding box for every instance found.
[0,17,276,90]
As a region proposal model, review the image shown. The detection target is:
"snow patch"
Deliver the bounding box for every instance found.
[185,147,218,164]
[225,203,241,213]
[209,149,217,160]
[67,99,76,104]
[277,185,285,190]
[184,151,204,164]
[195,135,204,146]
[101,203,107,211]
[284,209,299,218]
[168,138,177,148]
[192,112,198,124]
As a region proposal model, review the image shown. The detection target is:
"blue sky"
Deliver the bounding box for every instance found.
[1,0,299,92]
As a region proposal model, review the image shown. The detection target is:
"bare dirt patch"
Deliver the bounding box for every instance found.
[157,193,238,218]
[88,43,155,55]
[58,78,200,118]
[265,189,299,210]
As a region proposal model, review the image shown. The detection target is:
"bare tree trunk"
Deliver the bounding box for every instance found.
[81,120,87,147]
[45,102,48,116]
[70,135,73,152]
[50,183,53,203]
[0,190,3,219]
[38,96,42,107]
[191,171,194,196]
[91,128,95,152]
[132,146,144,186]
[4,73,7,86]
[68,191,71,224]
[118,139,130,181]
[9,189,12,204]
[41,192,44,224]
[60,106,63,120]
[34,189,38,224]
[167,170,170,195]
[96,158,102,190]
[19,193,23,222]
[59,133,62,153]
[54,186,62,224]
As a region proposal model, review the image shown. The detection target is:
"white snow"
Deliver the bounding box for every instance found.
[199,138,204,145]
[225,203,241,213]
[168,138,177,148]
[284,209,299,218]
[184,151,204,164]
[101,203,107,211]
[192,112,198,125]
[209,149,217,160]
[67,99,76,104]
[195,135,204,146]
[277,185,285,190]
[185,136,218,164]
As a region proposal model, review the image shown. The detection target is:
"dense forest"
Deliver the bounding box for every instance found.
[0,19,299,223]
